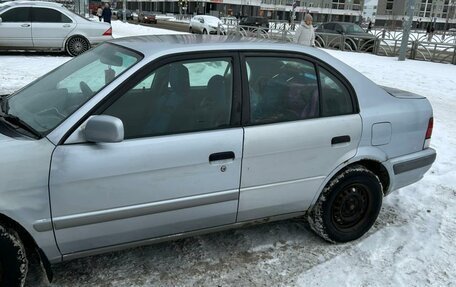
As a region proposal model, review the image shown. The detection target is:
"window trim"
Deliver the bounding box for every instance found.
[31,7,73,23]
[240,51,359,127]
[59,51,242,144]
[0,6,32,22]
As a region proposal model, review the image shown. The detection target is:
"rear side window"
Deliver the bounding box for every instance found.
[0,7,31,22]
[319,67,354,117]
[246,57,319,125]
[32,7,72,23]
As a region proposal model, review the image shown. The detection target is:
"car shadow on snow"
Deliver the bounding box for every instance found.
[26,202,408,287]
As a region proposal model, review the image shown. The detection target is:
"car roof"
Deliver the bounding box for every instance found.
[326,21,358,26]
[110,35,330,61]
[1,0,63,7]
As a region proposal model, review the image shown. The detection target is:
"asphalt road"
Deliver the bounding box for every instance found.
[131,19,190,33]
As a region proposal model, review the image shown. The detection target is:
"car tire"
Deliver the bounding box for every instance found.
[308,165,383,243]
[189,27,193,33]
[66,36,90,57]
[203,29,208,34]
[0,225,28,287]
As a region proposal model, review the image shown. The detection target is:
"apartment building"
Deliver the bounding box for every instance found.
[125,0,365,23]
[376,0,456,29]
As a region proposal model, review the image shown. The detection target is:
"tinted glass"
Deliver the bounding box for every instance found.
[319,67,354,117]
[344,24,365,33]
[6,43,142,135]
[32,7,71,23]
[0,7,31,22]
[325,23,336,30]
[103,58,233,139]
[246,57,319,125]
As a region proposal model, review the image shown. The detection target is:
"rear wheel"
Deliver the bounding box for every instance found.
[308,165,383,243]
[0,225,28,287]
[66,36,90,57]
[203,29,208,34]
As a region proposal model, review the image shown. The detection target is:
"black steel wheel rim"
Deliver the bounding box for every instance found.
[331,184,370,231]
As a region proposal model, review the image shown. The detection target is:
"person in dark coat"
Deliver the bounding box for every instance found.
[101,3,112,24]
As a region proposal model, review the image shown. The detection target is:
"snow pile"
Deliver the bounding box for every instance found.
[111,20,187,38]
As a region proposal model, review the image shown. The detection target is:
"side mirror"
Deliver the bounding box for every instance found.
[200,19,204,23]
[84,115,124,143]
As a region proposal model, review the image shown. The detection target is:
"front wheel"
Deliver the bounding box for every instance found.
[308,165,383,243]
[203,29,208,34]
[0,225,28,287]
[66,36,90,57]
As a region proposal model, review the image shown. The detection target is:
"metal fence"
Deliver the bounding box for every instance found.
[219,22,456,65]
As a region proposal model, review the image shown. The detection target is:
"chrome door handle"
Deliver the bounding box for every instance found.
[63,24,71,28]
[21,24,30,27]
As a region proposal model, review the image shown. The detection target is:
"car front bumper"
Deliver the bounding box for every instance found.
[385,148,436,195]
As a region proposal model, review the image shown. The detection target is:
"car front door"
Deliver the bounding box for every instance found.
[49,53,243,254]
[237,54,362,221]
[0,7,33,48]
[31,7,75,48]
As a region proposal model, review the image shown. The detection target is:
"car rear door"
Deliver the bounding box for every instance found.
[0,6,33,48]
[237,52,362,221]
[49,52,243,254]
[31,7,75,48]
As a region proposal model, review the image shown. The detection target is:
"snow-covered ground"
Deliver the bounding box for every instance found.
[1,21,455,286]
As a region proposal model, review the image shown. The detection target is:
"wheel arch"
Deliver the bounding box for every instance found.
[0,213,53,282]
[308,149,391,210]
[63,34,90,51]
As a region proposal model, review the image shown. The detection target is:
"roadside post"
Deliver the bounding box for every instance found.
[398,0,414,61]
[122,0,126,23]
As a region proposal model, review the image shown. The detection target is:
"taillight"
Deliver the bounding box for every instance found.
[103,27,112,36]
[424,117,433,149]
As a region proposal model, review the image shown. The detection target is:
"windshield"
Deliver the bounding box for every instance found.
[5,43,142,135]
[344,24,366,34]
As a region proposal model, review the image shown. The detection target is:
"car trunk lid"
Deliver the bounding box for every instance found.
[381,86,426,99]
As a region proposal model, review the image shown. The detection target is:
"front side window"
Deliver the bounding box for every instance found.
[5,43,142,135]
[319,67,354,117]
[0,7,31,22]
[32,8,72,23]
[103,58,233,139]
[246,57,319,125]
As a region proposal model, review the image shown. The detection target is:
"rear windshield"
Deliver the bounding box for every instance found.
[0,4,11,13]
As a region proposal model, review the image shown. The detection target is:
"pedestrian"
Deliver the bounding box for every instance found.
[367,21,372,32]
[427,25,434,41]
[293,14,315,47]
[97,6,103,21]
[102,2,112,24]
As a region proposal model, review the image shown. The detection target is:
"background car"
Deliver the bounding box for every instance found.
[189,15,223,34]
[138,11,157,24]
[0,35,435,285]
[239,16,269,28]
[315,21,376,51]
[0,1,112,56]
[113,8,133,20]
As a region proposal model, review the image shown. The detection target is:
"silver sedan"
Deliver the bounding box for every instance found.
[0,1,113,56]
[0,35,435,285]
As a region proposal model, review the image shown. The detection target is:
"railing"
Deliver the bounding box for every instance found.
[218,23,456,64]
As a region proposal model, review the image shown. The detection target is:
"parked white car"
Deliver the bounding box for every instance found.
[189,15,224,34]
[0,1,113,56]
